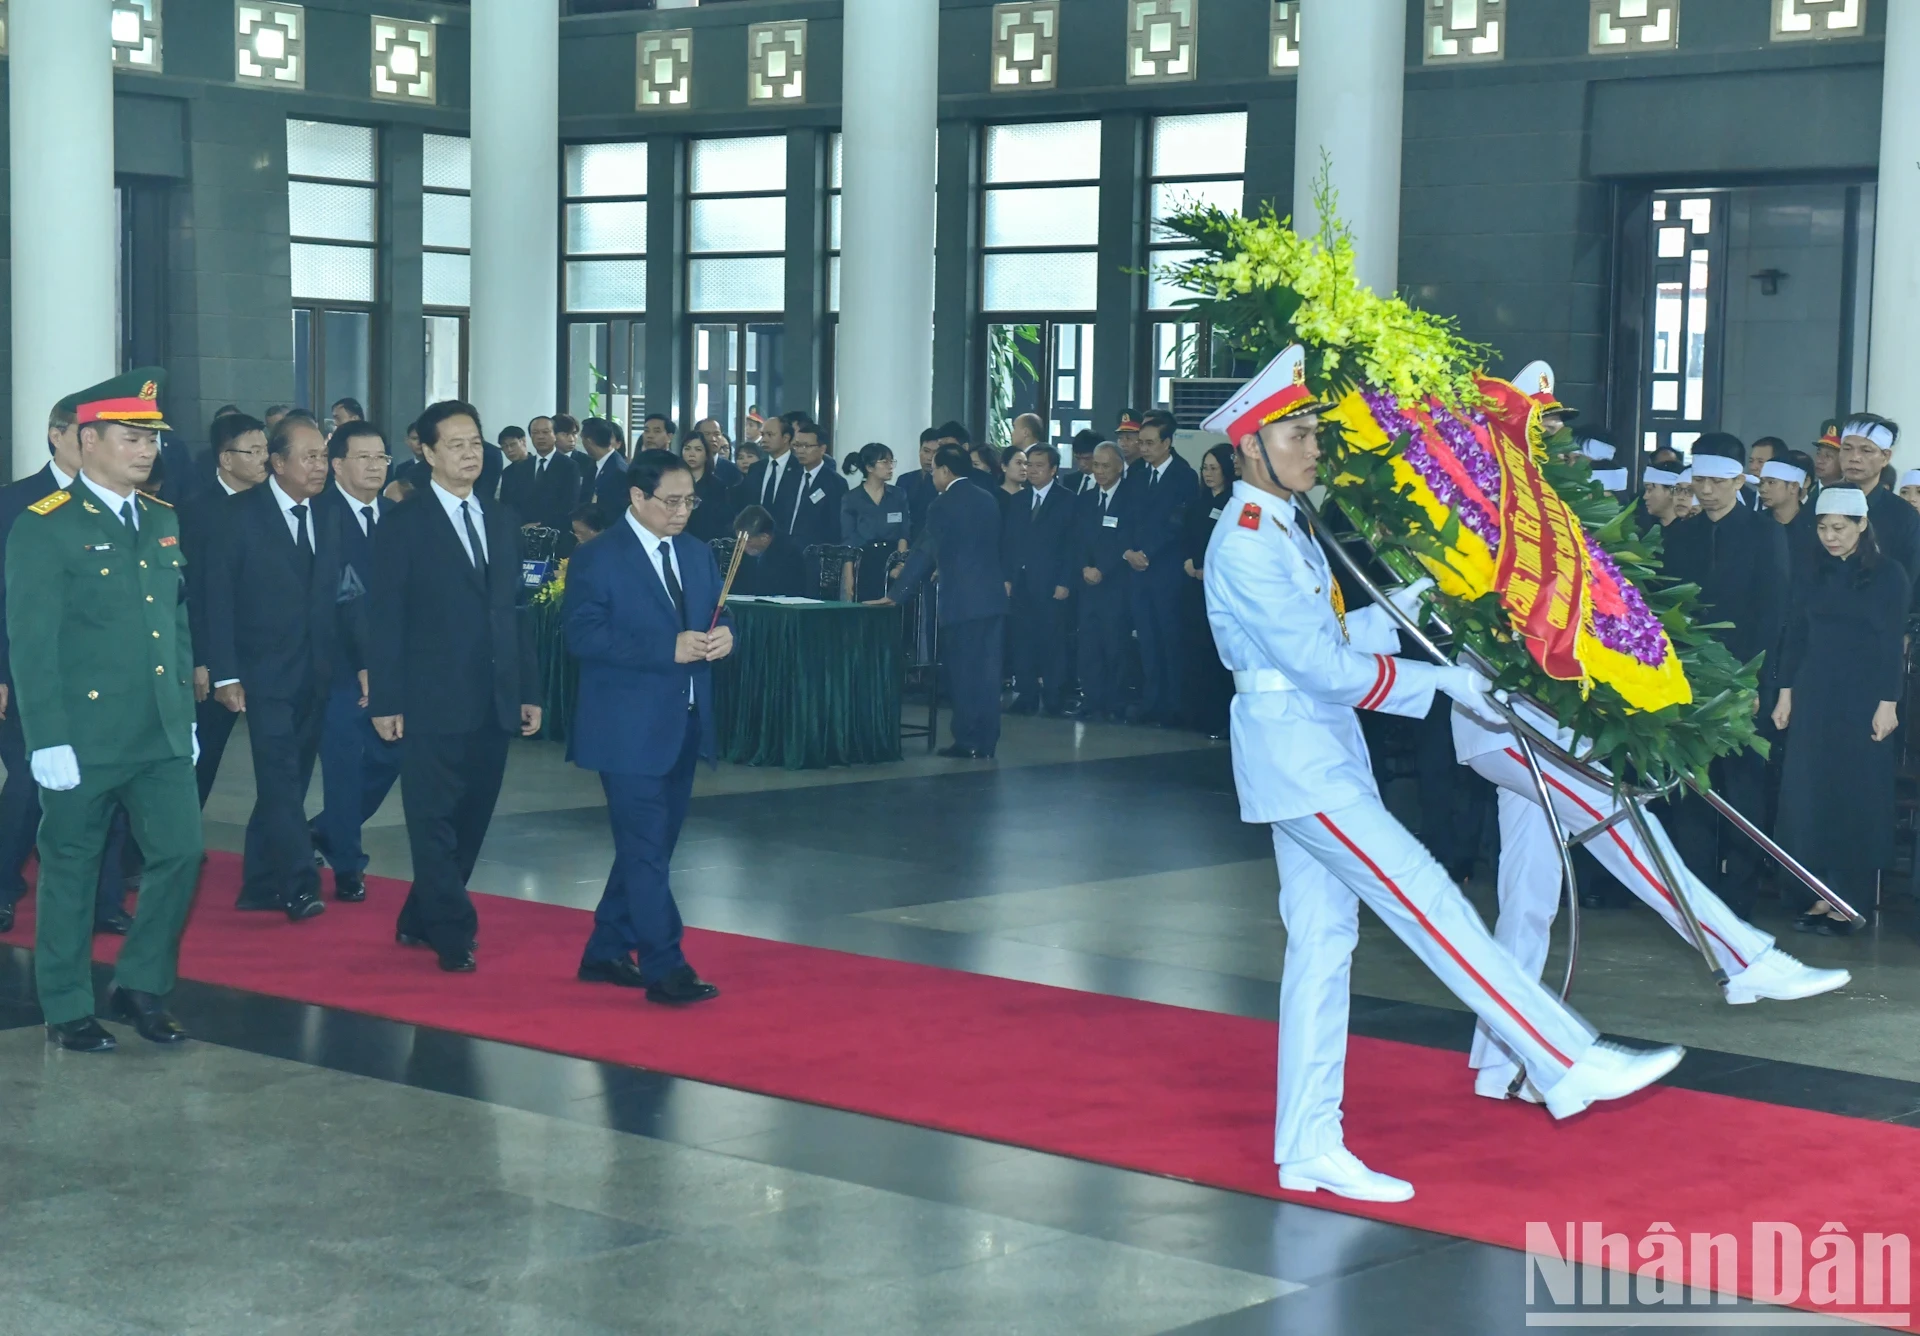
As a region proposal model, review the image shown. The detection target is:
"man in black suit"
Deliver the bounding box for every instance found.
[728,505,807,597]
[737,411,805,531]
[0,398,132,936]
[902,428,943,539]
[177,410,272,806]
[1119,410,1199,725]
[578,417,631,513]
[498,414,581,532]
[204,417,360,922]
[786,420,848,550]
[310,420,402,903]
[1075,443,1132,724]
[368,400,540,973]
[1065,430,1102,496]
[877,444,1007,759]
[1003,444,1078,715]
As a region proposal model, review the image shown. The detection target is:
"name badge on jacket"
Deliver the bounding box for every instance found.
[886,512,904,524]
[810,488,826,504]
[1209,508,1223,521]
[1101,515,1120,529]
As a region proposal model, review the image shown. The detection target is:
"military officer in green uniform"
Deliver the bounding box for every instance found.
[5,368,203,1052]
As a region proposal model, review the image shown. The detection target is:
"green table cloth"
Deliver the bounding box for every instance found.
[532,596,578,744]
[712,599,902,769]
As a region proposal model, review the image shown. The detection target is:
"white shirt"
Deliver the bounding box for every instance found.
[595,449,618,475]
[336,480,379,537]
[49,463,73,491]
[1030,480,1054,509]
[1147,456,1172,485]
[1097,482,1120,511]
[269,476,314,549]
[216,475,241,497]
[627,510,694,703]
[533,448,558,476]
[759,451,790,506]
[431,480,487,566]
[78,471,139,529]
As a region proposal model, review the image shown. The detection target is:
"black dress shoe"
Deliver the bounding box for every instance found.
[46,1016,117,1052]
[235,893,284,911]
[645,967,719,1005]
[578,957,647,988]
[93,909,133,935]
[284,891,326,922]
[108,988,188,1044]
[0,902,14,934]
[437,948,477,973]
[333,871,366,903]
[937,744,986,760]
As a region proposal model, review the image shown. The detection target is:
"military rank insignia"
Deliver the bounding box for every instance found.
[159,535,178,547]
[26,491,70,516]
[1237,502,1262,530]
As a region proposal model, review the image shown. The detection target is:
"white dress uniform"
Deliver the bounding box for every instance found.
[1455,694,1843,1084]
[1204,479,1603,1167]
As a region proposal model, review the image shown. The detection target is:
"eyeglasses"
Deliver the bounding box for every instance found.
[345,453,392,465]
[650,495,701,512]
[221,446,267,460]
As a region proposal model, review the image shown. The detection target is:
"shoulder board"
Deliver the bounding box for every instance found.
[26,490,70,516]
[138,490,173,510]
[1237,502,1263,531]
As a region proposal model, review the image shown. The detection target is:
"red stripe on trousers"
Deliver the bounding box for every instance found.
[1500,748,1749,970]
[1313,811,1575,1069]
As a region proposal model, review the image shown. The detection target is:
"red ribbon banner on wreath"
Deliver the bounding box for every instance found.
[1479,376,1588,682]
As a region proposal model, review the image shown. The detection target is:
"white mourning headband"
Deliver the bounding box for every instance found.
[1760,461,1807,486]
[1902,469,1920,490]
[1591,468,1627,491]
[1581,439,1616,463]
[1842,419,1897,451]
[1688,453,1745,480]
[1815,488,1869,518]
[1643,467,1681,486]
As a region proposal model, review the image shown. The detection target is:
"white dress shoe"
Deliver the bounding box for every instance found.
[1544,1040,1684,1120]
[1473,1061,1544,1104]
[1722,948,1850,1006]
[1278,1147,1415,1203]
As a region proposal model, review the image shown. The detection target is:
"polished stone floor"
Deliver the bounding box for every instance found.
[4,710,1916,1334]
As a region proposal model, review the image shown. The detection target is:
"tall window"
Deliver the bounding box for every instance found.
[689,135,787,442]
[981,120,1100,446]
[422,132,471,405]
[288,119,376,418]
[563,141,649,428]
[828,132,842,315]
[1644,192,1722,457]
[1148,112,1246,408]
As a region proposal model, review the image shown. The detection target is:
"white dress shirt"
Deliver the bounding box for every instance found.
[336,480,379,537]
[49,463,73,491]
[431,480,487,565]
[78,471,139,529]
[268,476,314,549]
[216,474,241,497]
[759,451,790,508]
[627,510,694,703]
[1147,456,1172,486]
[1030,479,1054,510]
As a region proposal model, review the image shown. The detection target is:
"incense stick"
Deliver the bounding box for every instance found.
[708,530,749,631]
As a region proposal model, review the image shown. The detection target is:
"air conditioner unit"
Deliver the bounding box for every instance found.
[1169,378,1242,433]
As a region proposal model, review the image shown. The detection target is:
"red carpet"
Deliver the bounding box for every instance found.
[12,853,1917,1327]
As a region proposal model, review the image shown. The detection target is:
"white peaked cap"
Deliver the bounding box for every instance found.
[1199,344,1326,442]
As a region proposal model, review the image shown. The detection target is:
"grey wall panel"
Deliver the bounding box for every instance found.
[1589,66,1882,179]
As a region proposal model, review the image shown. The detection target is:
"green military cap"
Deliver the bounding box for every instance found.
[70,366,172,432]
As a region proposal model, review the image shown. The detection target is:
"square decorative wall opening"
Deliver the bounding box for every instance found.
[747,20,807,104]
[1270,1,1300,74]
[371,15,435,104]
[236,2,304,88]
[1423,0,1504,64]
[1127,0,1196,84]
[991,1,1059,91]
[636,28,692,109]
[1591,0,1678,52]
[1771,0,1868,41]
[111,0,163,72]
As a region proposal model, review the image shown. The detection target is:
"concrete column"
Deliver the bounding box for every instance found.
[1292,0,1404,296]
[836,0,938,454]
[1869,1,1920,466]
[469,0,559,434]
[9,0,118,478]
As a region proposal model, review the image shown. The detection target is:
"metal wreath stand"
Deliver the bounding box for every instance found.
[1296,494,1865,1003]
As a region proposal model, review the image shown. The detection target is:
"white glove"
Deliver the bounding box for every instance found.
[192,723,200,765]
[30,745,81,792]
[1385,577,1435,622]
[1437,667,1494,713]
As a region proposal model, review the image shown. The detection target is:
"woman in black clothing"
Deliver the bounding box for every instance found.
[1772,486,1910,936]
[1179,443,1238,738]
[680,432,736,542]
[838,442,911,600]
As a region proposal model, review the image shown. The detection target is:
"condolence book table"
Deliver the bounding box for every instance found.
[712,598,902,769]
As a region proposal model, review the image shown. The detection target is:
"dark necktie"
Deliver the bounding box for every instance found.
[1100,491,1109,516]
[1032,490,1041,513]
[119,500,136,532]
[658,540,686,627]
[763,459,779,507]
[536,457,546,477]
[460,501,485,572]
[291,503,314,561]
[361,505,375,536]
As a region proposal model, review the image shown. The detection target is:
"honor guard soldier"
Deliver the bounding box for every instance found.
[1201,345,1684,1203]
[5,369,203,1052]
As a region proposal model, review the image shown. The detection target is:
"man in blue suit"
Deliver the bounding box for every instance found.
[876,444,1006,759]
[566,449,732,1005]
[1118,410,1198,725]
[578,417,630,514]
[309,420,402,902]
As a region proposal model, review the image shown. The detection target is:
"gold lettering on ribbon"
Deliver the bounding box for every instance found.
[1481,378,1587,681]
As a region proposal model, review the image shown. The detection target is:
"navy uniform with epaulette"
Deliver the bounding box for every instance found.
[4,369,203,1052]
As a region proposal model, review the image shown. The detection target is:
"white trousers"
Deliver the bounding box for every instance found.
[1465,746,1775,1072]
[1271,800,1598,1164]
